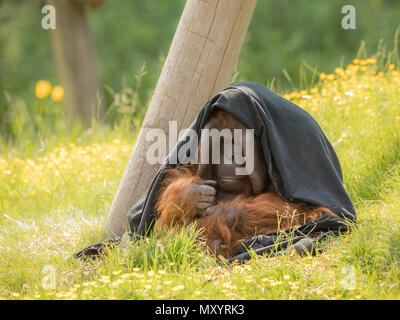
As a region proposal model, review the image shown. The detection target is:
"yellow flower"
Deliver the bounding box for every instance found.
[319,73,327,80]
[366,58,377,64]
[35,80,52,99]
[99,276,110,283]
[388,64,395,71]
[172,285,185,291]
[327,74,336,81]
[51,86,64,102]
[334,67,345,75]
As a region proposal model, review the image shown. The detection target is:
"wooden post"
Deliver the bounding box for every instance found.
[104,0,258,238]
[47,0,104,126]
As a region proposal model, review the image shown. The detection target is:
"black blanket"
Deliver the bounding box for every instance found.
[125,81,356,262]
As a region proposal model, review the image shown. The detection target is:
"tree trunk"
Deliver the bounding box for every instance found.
[104,0,258,238]
[47,0,104,126]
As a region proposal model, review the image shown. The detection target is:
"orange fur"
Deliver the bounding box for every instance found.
[154,165,200,231]
[197,193,338,257]
[154,166,339,258]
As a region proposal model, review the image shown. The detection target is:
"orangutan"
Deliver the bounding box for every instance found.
[154,109,338,258]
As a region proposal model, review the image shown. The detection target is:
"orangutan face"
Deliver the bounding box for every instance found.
[212,142,252,195]
[197,109,268,196]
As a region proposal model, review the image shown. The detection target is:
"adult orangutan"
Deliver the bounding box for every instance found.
[75,82,356,262]
[153,109,340,258]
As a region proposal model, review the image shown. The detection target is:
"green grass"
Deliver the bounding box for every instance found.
[1,58,400,300]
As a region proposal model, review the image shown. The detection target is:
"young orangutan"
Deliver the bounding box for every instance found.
[153,109,339,259]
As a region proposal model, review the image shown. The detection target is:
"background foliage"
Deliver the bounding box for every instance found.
[1,0,400,111]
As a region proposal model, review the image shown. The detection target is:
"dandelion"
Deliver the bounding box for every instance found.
[99,276,110,283]
[269,280,282,287]
[289,281,300,289]
[111,280,124,287]
[51,86,64,102]
[132,273,144,278]
[327,74,336,81]
[334,67,345,76]
[172,285,185,291]
[35,80,52,99]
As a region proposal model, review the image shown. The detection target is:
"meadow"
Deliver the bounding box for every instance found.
[0,58,400,300]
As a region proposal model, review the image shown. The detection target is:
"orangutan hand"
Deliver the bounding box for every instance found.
[189,180,217,215]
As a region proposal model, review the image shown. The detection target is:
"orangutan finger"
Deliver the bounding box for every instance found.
[198,195,216,204]
[197,202,213,210]
[201,180,217,187]
[197,185,216,196]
